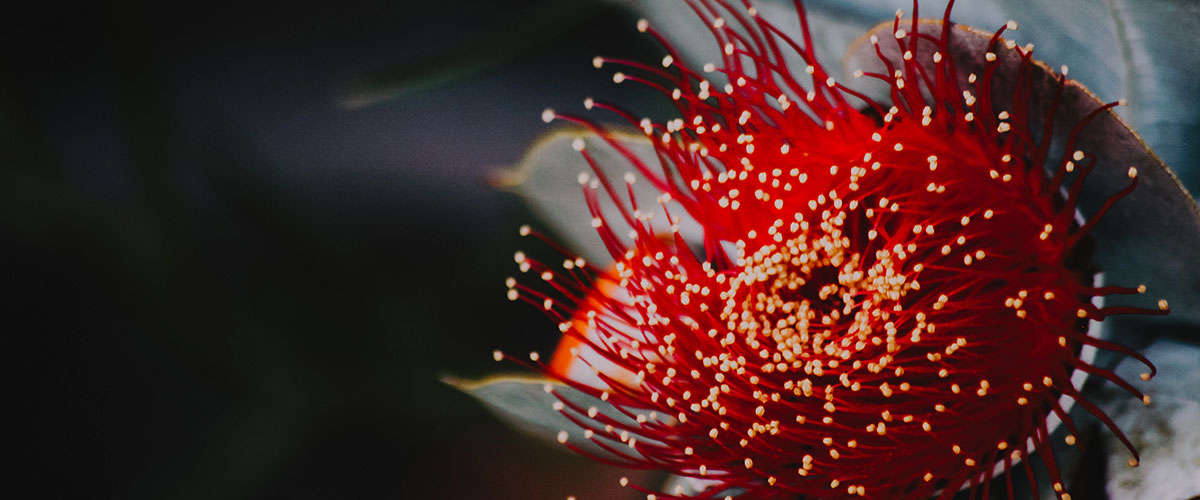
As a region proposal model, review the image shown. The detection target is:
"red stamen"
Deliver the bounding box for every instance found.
[501,2,1164,499]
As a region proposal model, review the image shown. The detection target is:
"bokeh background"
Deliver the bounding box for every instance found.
[7,1,666,498]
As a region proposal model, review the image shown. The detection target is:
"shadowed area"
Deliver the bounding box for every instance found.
[2,1,666,498]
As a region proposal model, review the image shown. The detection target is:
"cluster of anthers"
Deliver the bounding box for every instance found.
[496,1,1168,499]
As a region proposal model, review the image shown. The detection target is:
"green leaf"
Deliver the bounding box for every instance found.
[444,374,643,459]
[493,129,704,266]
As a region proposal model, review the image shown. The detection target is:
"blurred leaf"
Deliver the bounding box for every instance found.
[1099,0,1200,194]
[1098,337,1200,499]
[444,373,644,460]
[661,474,725,497]
[974,0,1200,191]
[339,2,603,108]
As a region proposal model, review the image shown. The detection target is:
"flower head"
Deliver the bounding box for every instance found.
[491,1,1182,498]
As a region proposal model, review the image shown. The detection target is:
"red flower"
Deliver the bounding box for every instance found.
[492,1,1180,498]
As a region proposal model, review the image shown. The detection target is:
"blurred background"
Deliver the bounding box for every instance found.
[4,1,670,498]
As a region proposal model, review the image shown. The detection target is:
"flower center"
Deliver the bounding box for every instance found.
[722,224,918,372]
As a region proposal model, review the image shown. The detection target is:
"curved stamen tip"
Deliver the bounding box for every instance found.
[541,108,556,123]
[636,18,648,33]
[592,56,604,69]
[1007,20,1019,30]
[572,138,586,152]
[493,350,504,361]
[1128,167,1139,178]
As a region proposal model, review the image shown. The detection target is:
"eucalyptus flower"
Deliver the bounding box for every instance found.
[451,1,1200,498]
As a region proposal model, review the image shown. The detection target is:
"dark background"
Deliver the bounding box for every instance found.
[3,1,670,498]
